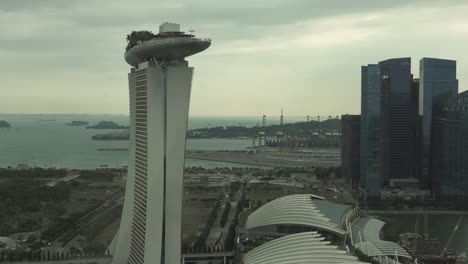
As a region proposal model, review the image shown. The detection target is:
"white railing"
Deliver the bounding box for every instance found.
[128,36,211,52]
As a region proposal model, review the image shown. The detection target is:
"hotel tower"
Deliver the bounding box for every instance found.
[112,22,211,264]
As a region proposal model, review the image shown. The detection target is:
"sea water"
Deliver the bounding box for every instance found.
[0,114,305,169]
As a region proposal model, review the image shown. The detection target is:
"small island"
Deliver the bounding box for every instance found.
[0,120,12,128]
[86,121,129,129]
[66,120,89,126]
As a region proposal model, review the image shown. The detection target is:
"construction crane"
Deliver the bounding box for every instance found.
[440,216,464,258]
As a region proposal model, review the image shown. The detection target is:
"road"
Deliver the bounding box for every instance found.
[186,149,340,168]
[45,173,80,187]
[205,188,242,248]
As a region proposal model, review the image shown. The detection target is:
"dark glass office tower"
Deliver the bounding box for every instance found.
[431,91,468,200]
[360,64,381,198]
[419,58,458,182]
[341,114,360,190]
[379,58,413,181]
[412,78,422,179]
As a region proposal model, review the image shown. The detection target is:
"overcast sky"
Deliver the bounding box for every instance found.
[1,0,468,117]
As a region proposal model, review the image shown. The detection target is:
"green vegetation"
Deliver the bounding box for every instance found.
[79,170,117,181]
[225,181,248,251]
[194,193,223,249]
[0,178,71,235]
[0,120,11,128]
[125,31,156,51]
[0,168,66,178]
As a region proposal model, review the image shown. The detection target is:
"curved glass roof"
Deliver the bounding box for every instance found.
[0,237,16,248]
[245,194,352,235]
[243,232,370,264]
[351,217,411,259]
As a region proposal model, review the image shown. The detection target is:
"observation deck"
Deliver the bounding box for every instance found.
[124,23,211,67]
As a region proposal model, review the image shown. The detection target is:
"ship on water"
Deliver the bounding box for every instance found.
[92,130,129,140]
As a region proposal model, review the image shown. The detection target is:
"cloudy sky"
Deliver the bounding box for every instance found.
[1,0,468,117]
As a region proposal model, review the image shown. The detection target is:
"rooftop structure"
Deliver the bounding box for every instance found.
[243,232,370,264]
[245,194,352,236]
[124,23,211,66]
[351,217,411,260]
[242,194,414,264]
[0,237,16,249]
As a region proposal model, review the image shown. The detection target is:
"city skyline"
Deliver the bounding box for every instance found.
[1,0,468,116]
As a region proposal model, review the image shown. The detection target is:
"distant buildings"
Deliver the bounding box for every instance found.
[341,114,360,190]
[354,57,464,200]
[431,91,468,200]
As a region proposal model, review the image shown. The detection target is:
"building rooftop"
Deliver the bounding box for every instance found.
[243,231,370,264]
[245,194,352,235]
[124,23,211,66]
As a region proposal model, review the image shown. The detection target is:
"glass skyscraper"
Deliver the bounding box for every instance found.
[341,114,360,190]
[419,58,458,182]
[379,58,413,181]
[431,91,468,200]
[360,64,381,198]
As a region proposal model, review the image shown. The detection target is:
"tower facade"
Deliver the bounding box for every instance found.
[431,91,468,200]
[360,64,381,198]
[113,23,210,264]
[419,58,458,182]
[379,58,413,181]
[341,114,360,189]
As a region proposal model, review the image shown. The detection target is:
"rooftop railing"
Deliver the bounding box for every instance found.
[127,36,211,53]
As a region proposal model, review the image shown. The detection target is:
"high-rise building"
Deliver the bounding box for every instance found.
[341,114,360,189]
[360,64,381,198]
[113,23,210,264]
[411,78,422,179]
[431,91,468,200]
[419,58,458,182]
[379,58,413,181]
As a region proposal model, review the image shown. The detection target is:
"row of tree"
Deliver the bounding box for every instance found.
[224,181,248,251]
[0,249,111,263]
[0,168,66,178]
[193,193,223,249]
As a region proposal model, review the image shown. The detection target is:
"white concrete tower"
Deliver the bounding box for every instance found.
[112,22,211,264]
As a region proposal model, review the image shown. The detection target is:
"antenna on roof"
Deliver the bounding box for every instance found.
[188,27,195,34]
